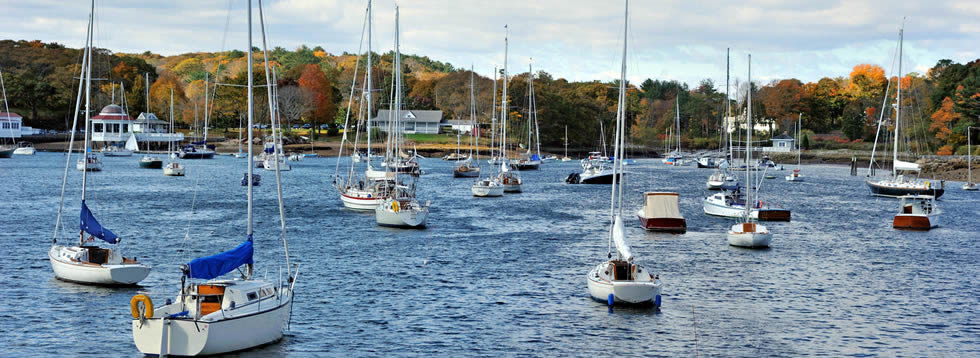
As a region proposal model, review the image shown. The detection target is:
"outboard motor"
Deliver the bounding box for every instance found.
[565,173,581,184]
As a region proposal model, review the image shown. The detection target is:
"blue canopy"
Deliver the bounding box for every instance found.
[264,146,275,154]
[80,200,120,244]
[186,236,254,280]
[530,153,541,161]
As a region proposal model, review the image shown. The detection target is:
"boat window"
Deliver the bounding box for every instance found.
[247,292,258,301]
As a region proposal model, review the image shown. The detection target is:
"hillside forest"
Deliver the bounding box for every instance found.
[1,39,978,154]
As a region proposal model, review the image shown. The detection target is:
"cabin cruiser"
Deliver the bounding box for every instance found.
[893,195,939,230]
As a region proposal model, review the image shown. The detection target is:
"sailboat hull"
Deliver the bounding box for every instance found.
[587,263,661,306]
[13,147,36,155]
[49,246,150,285]
[375,204,428,228]
[866,180,945,198]
[0,148,13,158]
[727,223,771,248]
[132,297,291,356]
[472,183,504,197]
[453,168,480,178]
[139,158,163,169]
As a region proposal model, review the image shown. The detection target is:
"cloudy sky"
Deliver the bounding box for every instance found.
[3,0,978,89]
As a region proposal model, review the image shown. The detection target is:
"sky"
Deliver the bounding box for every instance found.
[2,0,978,90]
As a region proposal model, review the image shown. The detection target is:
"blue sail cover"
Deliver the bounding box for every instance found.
[186,236,254,280]
[80,200,120,244]
[530,153,541,161]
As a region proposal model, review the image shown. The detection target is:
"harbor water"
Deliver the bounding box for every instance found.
[1,153,978,356]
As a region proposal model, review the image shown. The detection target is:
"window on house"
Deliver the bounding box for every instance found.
[122,124,128,133]
[1,123,8,129]
[94,123,103,132]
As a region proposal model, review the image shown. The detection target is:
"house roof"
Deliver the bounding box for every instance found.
[135,112,168,124]
[771,134,794,140]
[91,104,132,121]
[371,109,443,123]
[0,112,22,121]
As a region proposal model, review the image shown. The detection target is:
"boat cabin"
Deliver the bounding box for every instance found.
[179,280,280,321]
[57,245,134,266]
[894,195,938,230]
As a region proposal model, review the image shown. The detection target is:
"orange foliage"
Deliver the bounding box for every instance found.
[847,64,887,98]
[929,97,958,141]
[313,50,327,58]
[937,145,953,156]
[298,64,335,122]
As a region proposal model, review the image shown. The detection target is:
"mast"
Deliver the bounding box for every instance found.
[393,5,401,170]
[564,126,568,158]
[892,25,903,177]
[745,54,753,221]
[170,90,174,159]
[469,64,475,159]
[726,48,731,160]
[144,72,150,152]
[365,0,373,169]
[490,66,497,173]
[246,0,254,242]
[500,25,509,172]
[675,96,681,153]
[258,0,290,276]
[54,7,91,242]
[80,0,94,204]
[204,71,209,145]
[609,0,629,256]
[797,112,802,168]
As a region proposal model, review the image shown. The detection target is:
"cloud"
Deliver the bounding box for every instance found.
[0,0,976,89]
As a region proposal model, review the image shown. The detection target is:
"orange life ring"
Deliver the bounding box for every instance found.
[392,200,400,212]
[131,294,153,319]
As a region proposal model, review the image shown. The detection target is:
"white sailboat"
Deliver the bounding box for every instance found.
[473,66,505,197]
[131,2,297,354]
[964,126,977,191]
[786,113,804,181]
[163,90,185,176]
[727,54,772,249]
[496,26,523,193]
[0,66,21,157]
[663,97,687,166]
[453,66,481,178]
[561,126,572,161]
[50,0,150,286]
[235,114,248,158]
[866,24,945,198]
[335,0,394,211]
[375,8,429,228]
[587,0,663,307]
[706,49,736,188]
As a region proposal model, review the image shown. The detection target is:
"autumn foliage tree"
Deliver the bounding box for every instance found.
[298,64,335,124]
[930,97,958,141]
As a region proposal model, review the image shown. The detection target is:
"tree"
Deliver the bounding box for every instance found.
[930,97,958,141]
[277,86,313,128]
[298,64,336,124]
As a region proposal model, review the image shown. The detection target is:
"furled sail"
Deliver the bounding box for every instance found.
[186,236,254,280]
[895,159,920,172]
[80,200,120,244]
[612,215,633,262]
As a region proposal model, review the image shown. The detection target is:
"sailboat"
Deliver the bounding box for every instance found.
[335,0,395,211]
[264,74,291,172]
[179,72,216,159]
[375,8,429,228]
[453,66,481,178]
[964,126,977,191]
[49,0,151,286]
[130,2,297,355]
[866,24,945,198]
[727,54,773,248]
[137,74,164,169]
[587,0,662,306]
[473,66,505,197]
[704,56,789,222]
[163,90,185,176]
[786,113,804,181]
[234,114,248,158]
[663,97,687,166]
[496,26,523,193]
[512,61,541,170]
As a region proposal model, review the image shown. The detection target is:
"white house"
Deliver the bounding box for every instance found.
[764,133,795,152]
[370,110,443,134]
[89,104,183,145]
[725,114,771,135]
[0,112,23,139]
[444,120,474,133]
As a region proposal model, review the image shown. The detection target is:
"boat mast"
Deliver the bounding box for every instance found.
[892,25,903,177]
[204,71,209,145]
[393,5,402,173]
[490,66,497,173]
[246,0,254,249]
[797,112,802,168]
[469,64,475,160]
[530,60,541,159]
[745,54,753,222]
[53,7,91,242]
[726,48,731,161]
[365,0,373,170]
[609,0,629,256]
[80,0,94,205]
[675,96,681,153]
[258,0,290,276]
[564,125,568,158]
[500,25,509,172]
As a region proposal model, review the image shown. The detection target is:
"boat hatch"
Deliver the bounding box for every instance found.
[903,205,913,214]
[610,260,633,281]
[81,246,111,265]
[197,285,225,316]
